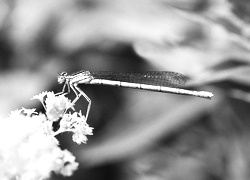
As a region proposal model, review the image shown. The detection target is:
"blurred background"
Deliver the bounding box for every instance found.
[1,0,250,179]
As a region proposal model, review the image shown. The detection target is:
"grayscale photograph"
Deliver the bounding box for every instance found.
[0,0,249,180]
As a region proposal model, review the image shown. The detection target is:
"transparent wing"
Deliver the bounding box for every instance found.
[91,71,187,87]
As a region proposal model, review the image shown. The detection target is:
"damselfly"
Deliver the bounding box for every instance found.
[58,71,213,121]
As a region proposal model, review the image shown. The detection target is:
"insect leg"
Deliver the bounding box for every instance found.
[66,83,91,121]
[74,85,91,121]
[56,81,70,96]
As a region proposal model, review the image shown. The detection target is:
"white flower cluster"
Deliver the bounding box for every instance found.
[32,91,93,144]
[0,91,93,180]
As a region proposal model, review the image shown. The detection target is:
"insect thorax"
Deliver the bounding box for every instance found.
[69,71,93,84]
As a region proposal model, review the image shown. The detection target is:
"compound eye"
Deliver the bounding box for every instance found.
[60,72,67,76]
